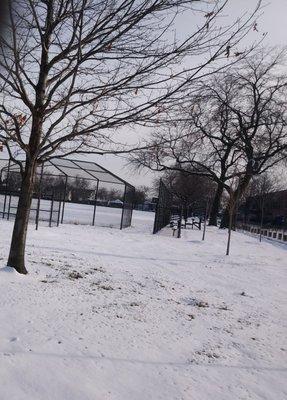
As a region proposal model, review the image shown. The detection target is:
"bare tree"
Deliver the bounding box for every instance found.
[225,190,235,254]
[155,167,215,210]
[0,0,261,273]
[217,51,287,227]
[130,83,243,227]
[0,0,261,161]
[181,80,242,226]
[134,185,150,207]
[132,50,287,231]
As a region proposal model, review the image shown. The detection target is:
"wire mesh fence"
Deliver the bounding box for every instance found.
[0,157,135,230]
[0,189,62,228]
[120,184,135,229]
[153,180,173,234]
[152,178,212,239]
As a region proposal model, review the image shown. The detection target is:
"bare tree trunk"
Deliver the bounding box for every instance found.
[220,174,252,229]
[202,198,210,241]
[7,160,37,274]
[220,207,234,230]
[226,203,234,256]
[209,183,224,226]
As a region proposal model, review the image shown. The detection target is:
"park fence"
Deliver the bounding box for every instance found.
[237,223,287,243]
[153,180,173,234]
[120,184,135,229]
[0,157,135,230]
[152,180,211,237]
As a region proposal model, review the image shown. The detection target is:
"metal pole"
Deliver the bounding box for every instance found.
[49,189,54,227]
[92,180,99,226]
[57,197,61,227]
[153,180,162,234]
[61,176,68,224]
[202,199,210,241]
[226,202,235,256]
[177,206,183,238]
[129,187,135,228]
[7,193,12,220]
[184,205,187,228]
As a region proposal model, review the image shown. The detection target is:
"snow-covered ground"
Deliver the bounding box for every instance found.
[0,211,287,400]
[62,203,123,227]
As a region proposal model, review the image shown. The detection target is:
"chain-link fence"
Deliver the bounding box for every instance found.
[0,168,63,228]
[0,157,135,230]
[153,180,173,234]
[120,184,135,229]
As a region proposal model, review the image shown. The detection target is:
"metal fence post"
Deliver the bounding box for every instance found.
[60,176,68,224]
[49,190,54,227]
[57,197,61,227]
[177,206,183,238]
[202,198,210,241]
[92,180,99,226]
[129,186,135,228]
[7,193,12,220]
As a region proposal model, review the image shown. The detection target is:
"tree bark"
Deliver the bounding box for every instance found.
[7,160,37,274]
[220,173,252,229]
[209,183,224,226]
[226,202,235,255]
[220,205,238,231]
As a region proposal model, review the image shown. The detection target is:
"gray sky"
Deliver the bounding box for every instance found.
[92,0,287,188]
[2,1,286,188]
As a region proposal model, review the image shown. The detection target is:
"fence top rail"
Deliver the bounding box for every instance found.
[0,157,135,189]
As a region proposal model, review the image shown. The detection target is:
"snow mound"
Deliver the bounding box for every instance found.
[0,266,24,279]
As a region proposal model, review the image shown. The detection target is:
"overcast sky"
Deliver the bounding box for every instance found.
[2,0,286,188]
[89,0,287,188]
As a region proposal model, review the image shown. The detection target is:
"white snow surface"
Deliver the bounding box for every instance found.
[0,210,287,400]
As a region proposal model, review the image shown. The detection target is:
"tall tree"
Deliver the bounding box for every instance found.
[155,168,215,210]
[217,52,287,227]
[130,94,242,227]
[133,185,150,207]
[0,0,260,273]
[132,50,287,229]
[181,80,242,226]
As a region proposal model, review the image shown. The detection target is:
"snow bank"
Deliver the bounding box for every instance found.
[0,266,24,281]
